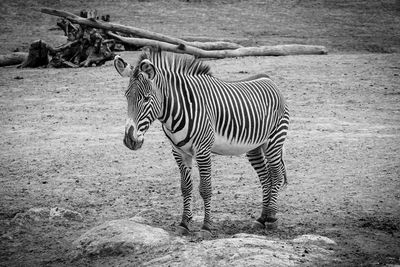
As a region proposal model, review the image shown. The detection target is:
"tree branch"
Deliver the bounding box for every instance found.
[41,8,191,46]
[107,32,327,58]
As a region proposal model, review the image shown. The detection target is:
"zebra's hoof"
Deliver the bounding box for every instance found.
[252,220,265,230]
[197,229,213,239]
[176,225,190,236]
[265,221,278,230]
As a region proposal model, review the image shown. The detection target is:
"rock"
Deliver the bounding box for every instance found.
[49,207,83,222]
[72,217,337,266]
[292,234,337,246]
[11,207,50,225]
[73,218,183,257]
[144,233,337,267]
[11,207,83,226]
[128,215,151,224]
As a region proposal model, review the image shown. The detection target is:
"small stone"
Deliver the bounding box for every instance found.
[292,234,337,246]
[11,207,50,225]
[49,207,83,222]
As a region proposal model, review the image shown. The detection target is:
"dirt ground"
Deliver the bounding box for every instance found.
[1,0,400,266]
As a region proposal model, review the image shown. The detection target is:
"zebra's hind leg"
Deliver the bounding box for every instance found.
[262,132,288,229]
[262,145,287,226]
[172,147,193,235]
[246,146,277,229]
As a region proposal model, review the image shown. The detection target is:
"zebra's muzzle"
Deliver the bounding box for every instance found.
[124,126,144,150]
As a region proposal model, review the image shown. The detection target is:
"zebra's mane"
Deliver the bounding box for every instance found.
[136,50,212,77]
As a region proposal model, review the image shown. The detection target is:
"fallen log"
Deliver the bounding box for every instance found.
[108,31,242,51]
[108,32,327,58]
[211,44,328,57]
[186,41,242,50]
[41,8,191,46]
[0,52,28,67]
[106,31,203,55]
[0,9,115,68]
[41,8,328,57]
[182,36,249,44]
[11,36,114,68]
[41,8,242,51]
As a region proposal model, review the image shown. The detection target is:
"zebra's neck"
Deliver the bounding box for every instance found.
[156,72,207,124]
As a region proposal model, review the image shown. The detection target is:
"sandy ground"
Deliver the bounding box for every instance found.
[1,0,400,266]
[1,52,399,266]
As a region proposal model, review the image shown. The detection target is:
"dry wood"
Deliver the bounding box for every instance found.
[182,36,249,44]
[215,44,328,57]
[0,52,28,67]
[19,40,52,68]
[52,40,80,53]
[108,32,242,51]
[107,32,201,55]
[107,32,327,58]
[186,41,242,50]
[0,9,115,68]
[15,35,113,68]
[41,8,242,51]
[37,7,327,62]
[41,8,191,46]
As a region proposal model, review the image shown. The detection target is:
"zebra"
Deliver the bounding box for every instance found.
[114,50,289,238]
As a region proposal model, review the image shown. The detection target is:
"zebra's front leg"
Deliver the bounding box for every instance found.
[247,147,276,229]
[172,148,193,235]
[196,150,213,238]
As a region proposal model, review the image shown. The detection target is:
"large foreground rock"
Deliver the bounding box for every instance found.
[73,217,183,257]
[144,233,337,266]
[73,219,337,266]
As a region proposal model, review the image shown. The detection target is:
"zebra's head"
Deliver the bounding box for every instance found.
[114,55,161,150]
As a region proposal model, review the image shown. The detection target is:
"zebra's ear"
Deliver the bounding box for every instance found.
[139,59,155,80]
[114,55,133,77]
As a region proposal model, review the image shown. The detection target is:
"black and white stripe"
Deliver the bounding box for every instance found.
[120,50,289,234]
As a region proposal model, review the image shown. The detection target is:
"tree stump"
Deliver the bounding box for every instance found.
[19,40,52,68]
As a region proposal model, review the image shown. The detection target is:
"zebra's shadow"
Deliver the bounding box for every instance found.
[174,217,286,240]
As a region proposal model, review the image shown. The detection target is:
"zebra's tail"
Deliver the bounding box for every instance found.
[280,151,288,190]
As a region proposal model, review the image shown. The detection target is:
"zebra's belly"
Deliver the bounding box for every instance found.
[211,133,265,156]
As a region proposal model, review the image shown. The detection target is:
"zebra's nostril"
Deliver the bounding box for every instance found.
[123,134,135,150]
[128,125,134,138]
[124,125,143,150]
